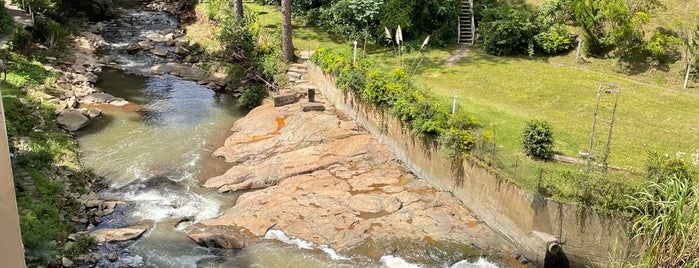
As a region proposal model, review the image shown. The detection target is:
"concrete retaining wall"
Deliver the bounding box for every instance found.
[306,62,632,267]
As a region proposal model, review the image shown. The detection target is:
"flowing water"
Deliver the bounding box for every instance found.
[74,1,507,267]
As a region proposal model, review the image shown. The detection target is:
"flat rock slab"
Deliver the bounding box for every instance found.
[82,93,118,104]
[90,220,154,242]
[57,109,91,131]
[202,100,516,255]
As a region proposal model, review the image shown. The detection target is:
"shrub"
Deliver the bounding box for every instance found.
[34,15,69,48]
[478,6,538,56]
[239,84,269,108]
[440,127,475,159]
[522,120,554,159]
[534,23,574,54]
[336,65,366,93]
[11,27,34,53]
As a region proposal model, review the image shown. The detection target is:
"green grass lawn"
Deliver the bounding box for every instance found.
[241,2,699,201]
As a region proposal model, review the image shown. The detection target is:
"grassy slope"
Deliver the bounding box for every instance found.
[240,1,699,196]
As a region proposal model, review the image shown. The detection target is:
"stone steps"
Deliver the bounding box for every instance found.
[273,51,325,112]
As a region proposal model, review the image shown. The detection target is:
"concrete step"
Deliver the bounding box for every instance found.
[290,63,307,69]
[287,71,303,80]
[288,67,307,74]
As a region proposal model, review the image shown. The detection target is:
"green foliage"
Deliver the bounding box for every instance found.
[0,1,14,36]
[440,127,475,159]
[570,0,662,56]
[645,30,683,58]
[11,27,34,54]
[239,84,269,108]
[535,0,573,27]
[214,3,283,90]
[628,153,699,268]
[534,24,574,54]
[303,0,458,46]
[311,47,478,158]
[522,120,554,160]
[204,0,234,21]
[62,235,96,259]
[477,1,538,56]
[336,59,368,93]
[34,15,69,48]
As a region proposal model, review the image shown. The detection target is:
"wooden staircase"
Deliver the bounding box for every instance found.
[458,0,475,45]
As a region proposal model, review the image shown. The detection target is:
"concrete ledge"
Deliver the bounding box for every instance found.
[305,61,633,267]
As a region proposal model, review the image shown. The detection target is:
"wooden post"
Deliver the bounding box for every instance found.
[0,90,27,267]
[575,39,583,64]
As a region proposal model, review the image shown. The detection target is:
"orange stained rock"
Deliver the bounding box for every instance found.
[274,117,285,133]
[239,117,287,143]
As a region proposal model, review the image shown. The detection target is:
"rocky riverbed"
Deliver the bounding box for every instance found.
[40,0,531,266]
[189,93,521,263]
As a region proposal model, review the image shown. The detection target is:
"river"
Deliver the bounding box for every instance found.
[74,1,507,267]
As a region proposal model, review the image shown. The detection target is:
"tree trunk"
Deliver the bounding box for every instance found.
[281,0,295,62]
[234,0,243,23]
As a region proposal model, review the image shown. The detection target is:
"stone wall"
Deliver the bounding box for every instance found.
[306,63,633,267]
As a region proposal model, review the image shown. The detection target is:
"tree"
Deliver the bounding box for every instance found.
[678,14,699,88]
[234,0,243,22]
[570,0,661,56]
[281,0,295,62]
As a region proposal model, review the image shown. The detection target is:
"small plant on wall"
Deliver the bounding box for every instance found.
[522,120,554,160]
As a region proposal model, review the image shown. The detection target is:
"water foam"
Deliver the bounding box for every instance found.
[451,257,500,268]
[380,255,423,268]
[264,230,350,260]
[125,187,220,222]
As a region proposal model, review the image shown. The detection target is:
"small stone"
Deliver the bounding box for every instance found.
[126,44,140,54]
[110,99,129,107]
[68,233,81,241]
[46,56,57,61]
[87,108,102,119]
[62,257,74,267]
[151,48,168,57]
[93,216,103,224]
[85,72,98,83]
[107,251,118,262]
[85,199,101,209]
[138,40,154,50]
[103,201,119,210]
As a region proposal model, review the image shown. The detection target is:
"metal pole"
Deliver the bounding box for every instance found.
[0,89,27,267]
[353,40,357,64]
[684,61,693,89]
[452,95,458,114]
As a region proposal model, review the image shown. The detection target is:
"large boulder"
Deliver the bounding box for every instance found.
[186,224,257,249]
[57,109,91,131]
[199,99,517,254]
[90,220,154,242]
